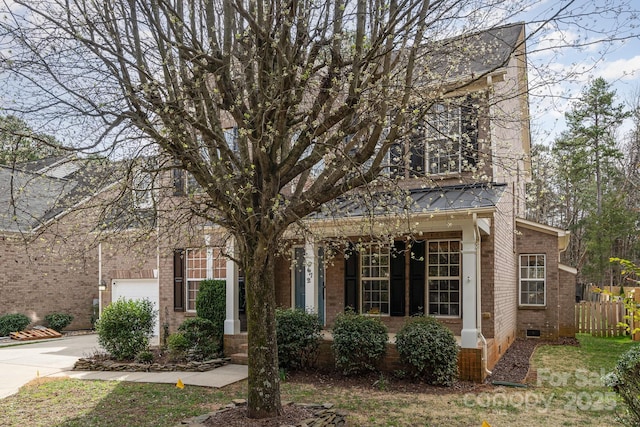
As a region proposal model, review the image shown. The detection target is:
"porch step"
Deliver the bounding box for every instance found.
[230,352,248,365]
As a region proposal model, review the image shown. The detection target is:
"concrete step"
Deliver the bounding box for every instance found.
[230,352,248,365]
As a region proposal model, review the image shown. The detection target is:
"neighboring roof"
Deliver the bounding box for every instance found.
[419,22,525,86]
[0,157,115,233]
[317,183,506,219]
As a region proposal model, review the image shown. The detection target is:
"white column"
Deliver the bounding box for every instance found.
[460,222,479,348]
[304,240,317,314]
[224,238,241,335]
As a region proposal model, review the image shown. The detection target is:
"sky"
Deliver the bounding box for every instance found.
[1,0,639,150]
[517,0,640,146]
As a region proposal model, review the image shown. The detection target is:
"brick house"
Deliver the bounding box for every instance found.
[94,22,576,382]
[0,156,112,330]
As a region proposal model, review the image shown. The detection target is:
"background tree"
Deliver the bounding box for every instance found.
[0,115,62,165]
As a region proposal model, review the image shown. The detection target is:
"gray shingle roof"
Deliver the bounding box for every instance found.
[0,158,114,232]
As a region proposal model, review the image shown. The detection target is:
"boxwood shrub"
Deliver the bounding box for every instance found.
[0,313,30,336]
[276,308,322,370]
[195,279,225,351]
[96,298,157,361]
[395,315,458,386]
[609,344,640,425]
[178,317,220,361]
[45,312,74,332]
[332,310,388,375]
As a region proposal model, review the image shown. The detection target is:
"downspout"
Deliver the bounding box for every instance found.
[474,213,492,376]
[98,242,103,319]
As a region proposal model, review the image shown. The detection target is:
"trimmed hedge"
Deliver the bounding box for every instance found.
[0,313,30,336]
[178,317,220,361]
[276,308,322,370]
[332,310,388,375]
[45,313,74,332]
[96,298,157,361]
[195,279,225,352]
[395,315,458,386]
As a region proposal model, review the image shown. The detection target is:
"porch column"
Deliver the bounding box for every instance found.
[304,239,318,313]
[460,223,479,348]
[224,237,241,335]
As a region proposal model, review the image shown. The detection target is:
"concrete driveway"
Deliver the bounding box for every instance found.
[0,334,100,399]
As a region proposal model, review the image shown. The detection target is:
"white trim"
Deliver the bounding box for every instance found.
[559,264,577,275]
[426,239,463,318]
[519,254,546,306]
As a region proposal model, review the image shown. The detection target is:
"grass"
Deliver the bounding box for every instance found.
[0,334,638,426]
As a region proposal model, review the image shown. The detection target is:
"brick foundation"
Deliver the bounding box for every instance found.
[223,334,488,383]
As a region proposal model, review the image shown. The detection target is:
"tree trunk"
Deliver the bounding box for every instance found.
[241,234,282,418]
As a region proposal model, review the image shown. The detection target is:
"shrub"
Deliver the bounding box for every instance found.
[96,298,157,361]
[178,317,219,361]
[276,308,322,370]
[0,313,30,336]
[395,316,458,386]
[331,310,388,375]
[609,344,640,425]
[195,279,226,349]
[167,332,190,352]
[45,313,74,332]
[135,350,155,364]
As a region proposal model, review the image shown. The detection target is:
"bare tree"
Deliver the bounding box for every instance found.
[1,0,639,418]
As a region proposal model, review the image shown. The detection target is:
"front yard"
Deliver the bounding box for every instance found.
[0,334,636,426]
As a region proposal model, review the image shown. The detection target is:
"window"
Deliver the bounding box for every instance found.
[427,240,460,316]
[404,96,479,177]
[424,102,462,174]
[132,170,153,209]
[520,254,545,306]
[185,247,227,311]
[360,245,390,315]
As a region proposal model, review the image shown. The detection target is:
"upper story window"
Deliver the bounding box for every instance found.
[519,254,546,306]
[396,96,479,178]
[132,169,154,209]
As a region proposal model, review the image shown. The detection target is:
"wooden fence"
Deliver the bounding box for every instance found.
[575,300,628,337]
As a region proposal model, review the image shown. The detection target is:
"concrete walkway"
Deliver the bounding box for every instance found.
[0,334,248,400]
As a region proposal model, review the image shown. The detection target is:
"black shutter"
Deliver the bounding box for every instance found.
[461,96,479,170]
[174,249,185,311]
[173,169,185,196]
[344,245,359,312]
[389,142,404,179]
[409,240,425,315]
[409,126,425,177]
[390,241,406,316]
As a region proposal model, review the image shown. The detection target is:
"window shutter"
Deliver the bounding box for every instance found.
[409,240,425,315]
[409,124,425,177]
[344,245,359,312]
[390,241,406,316]
[173,169,185,196]
[174,249,185,312]
[461,96,479,169]
[389,142,404,179]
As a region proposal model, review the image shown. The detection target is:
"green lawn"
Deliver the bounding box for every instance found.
[0,334,637,426]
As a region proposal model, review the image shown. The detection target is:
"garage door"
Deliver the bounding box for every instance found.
[111,279,160,344]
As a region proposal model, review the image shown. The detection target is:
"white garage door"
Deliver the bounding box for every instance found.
[111,279,160,344]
